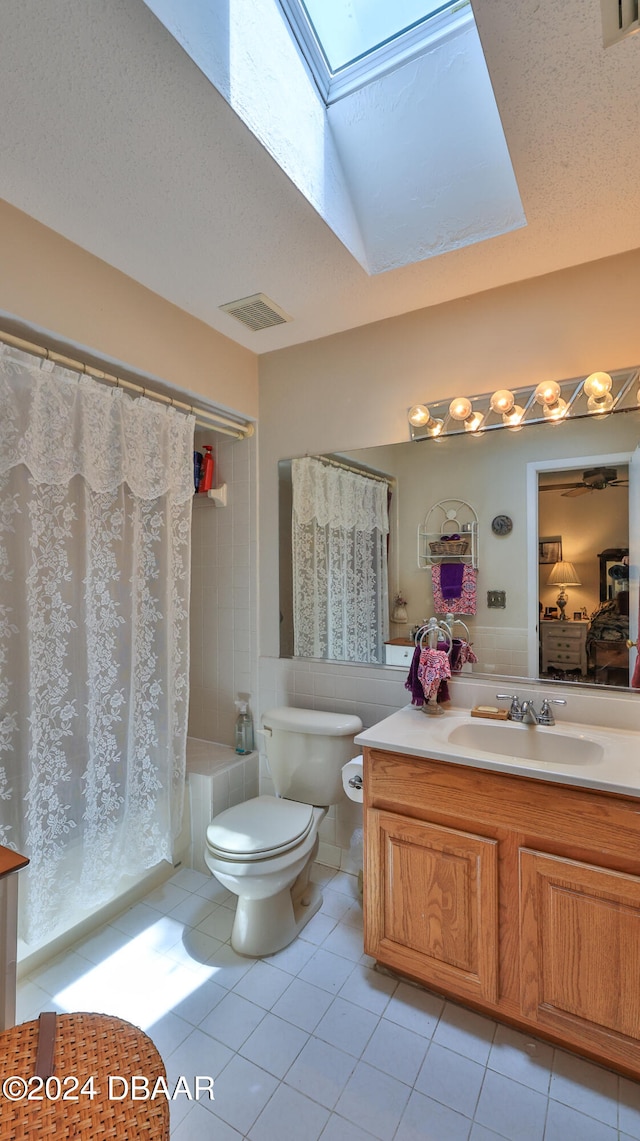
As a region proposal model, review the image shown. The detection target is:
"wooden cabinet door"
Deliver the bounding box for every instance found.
[520,848,640,1061]
[365,810,499,1004]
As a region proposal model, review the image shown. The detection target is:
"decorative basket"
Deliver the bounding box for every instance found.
[0,1012,170,1140]
[429,539,469,556]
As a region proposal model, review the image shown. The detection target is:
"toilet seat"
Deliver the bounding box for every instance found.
[206,795,315,862]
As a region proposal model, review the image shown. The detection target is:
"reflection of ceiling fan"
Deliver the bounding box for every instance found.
[541,467,629,497]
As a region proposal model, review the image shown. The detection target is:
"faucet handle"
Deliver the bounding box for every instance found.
[539,697,566,725]
[496,694,523,720]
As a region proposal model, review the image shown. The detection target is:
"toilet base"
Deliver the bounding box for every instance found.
[231,879,323,957]
[226,837,321,957]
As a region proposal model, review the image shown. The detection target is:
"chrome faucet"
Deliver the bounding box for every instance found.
[496,694,566,726]
[521,699,540,724]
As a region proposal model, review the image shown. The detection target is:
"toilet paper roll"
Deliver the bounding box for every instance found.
[342,756,364,803]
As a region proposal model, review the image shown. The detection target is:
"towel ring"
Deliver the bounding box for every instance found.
[444,613,471,642]
[417,617,453,656]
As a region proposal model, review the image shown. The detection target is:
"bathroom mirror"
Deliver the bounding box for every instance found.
[279,397,640,690]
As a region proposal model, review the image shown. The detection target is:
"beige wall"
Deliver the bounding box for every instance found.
[0,199,258,418]
[259,247,640,658]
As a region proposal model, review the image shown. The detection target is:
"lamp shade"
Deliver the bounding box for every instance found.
[547,560,581,587]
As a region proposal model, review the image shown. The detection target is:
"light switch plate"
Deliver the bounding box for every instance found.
[487,590,506,609]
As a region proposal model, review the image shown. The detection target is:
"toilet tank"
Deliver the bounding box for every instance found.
[262,707,363,806]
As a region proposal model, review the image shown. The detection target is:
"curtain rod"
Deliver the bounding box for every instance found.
[318,454,395,486]
[0,329,254,440]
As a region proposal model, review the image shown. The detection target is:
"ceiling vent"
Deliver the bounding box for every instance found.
[601,0,640,46]
[219,293,292,331]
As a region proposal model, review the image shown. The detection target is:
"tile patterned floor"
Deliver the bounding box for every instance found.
[16,865,640,1140]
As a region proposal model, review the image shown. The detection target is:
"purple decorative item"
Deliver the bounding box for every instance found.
[405,645,424,705]
[439,562,465,600]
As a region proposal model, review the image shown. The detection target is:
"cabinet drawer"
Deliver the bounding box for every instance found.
[556,627,585,642]
[547,650,581,664]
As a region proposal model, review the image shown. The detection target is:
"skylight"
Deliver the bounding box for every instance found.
[279,0,468,102]
[143,0,525,276]
[299,0,454,72]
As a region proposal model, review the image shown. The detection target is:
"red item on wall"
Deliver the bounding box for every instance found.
[199,446,214,492]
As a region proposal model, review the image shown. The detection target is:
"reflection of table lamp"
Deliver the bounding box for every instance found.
[547,560,581,619]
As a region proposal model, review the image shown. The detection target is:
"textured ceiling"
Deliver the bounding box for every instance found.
[0,0,639,353]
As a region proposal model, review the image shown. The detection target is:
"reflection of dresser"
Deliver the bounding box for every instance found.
[540,620,588,676]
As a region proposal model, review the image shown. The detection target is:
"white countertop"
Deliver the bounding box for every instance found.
[355,705,640,797]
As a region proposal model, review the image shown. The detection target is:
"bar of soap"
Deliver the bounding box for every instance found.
[477,705,499,713]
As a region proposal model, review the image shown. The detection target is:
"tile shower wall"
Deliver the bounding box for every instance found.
[188,432,257,745]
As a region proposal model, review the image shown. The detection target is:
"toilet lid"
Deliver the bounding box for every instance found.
[206,795,315,860]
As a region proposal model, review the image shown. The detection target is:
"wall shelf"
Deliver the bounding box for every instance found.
[192,484,228,507]
[417,498,478,569]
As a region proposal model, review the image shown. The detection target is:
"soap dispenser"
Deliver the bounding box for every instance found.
[234,700,254,755]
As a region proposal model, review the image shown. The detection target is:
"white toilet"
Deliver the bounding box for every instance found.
[204,706,363,957]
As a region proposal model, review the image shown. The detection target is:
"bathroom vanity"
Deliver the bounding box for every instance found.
[356,707,640,1079]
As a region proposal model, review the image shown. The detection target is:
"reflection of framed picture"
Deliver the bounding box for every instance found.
[539,535,562,564]
[573,611,582,621]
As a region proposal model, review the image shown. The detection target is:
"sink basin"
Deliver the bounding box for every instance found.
[446,722,604,766]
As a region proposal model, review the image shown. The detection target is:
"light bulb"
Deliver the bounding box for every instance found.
[534,380,562,407]
[464,411,484,433]
[543,397,568,421]
[587,392,614,413]
[408,404,431,428]
[449,396,472,421]
[503,404,525,430]
[426,418,444,438]
[489,389,515,414]
[583,371,612,399]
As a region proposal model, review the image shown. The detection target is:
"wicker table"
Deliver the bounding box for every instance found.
[0,1012,170,1139]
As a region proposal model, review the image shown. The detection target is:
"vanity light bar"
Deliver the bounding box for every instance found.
[408,367,640,442]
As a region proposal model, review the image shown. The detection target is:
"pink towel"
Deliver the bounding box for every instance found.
[431,565,477,615]
[417,648,451,702]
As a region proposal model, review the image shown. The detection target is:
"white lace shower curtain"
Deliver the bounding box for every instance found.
[291,456,389,663]
[0,344,194,943]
